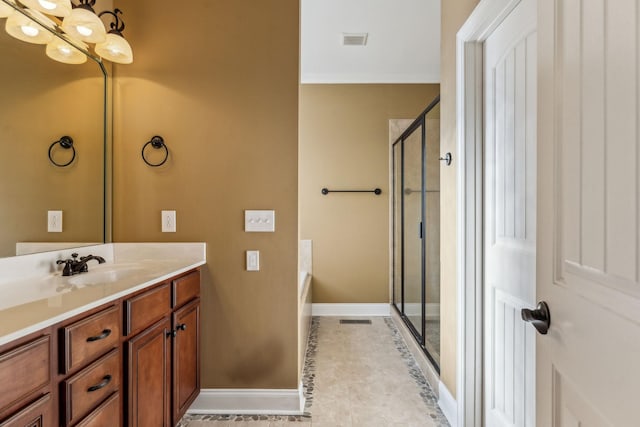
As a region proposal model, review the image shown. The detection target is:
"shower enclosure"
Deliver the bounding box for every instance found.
[392,96,441,370]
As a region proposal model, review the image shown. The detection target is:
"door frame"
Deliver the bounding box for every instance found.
[455,1,526,426]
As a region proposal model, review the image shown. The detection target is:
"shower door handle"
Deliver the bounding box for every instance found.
[419,221,423,239]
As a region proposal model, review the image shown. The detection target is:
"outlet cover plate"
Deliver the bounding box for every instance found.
[161,210,176,232]
[244,210,275,232]
[48,210,62,232]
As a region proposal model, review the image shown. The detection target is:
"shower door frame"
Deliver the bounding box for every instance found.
[391,95,441,373]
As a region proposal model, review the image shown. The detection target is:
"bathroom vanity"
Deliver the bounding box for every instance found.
[0,243,205,427]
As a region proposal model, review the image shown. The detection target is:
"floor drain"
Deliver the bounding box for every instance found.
[339,319,372,325]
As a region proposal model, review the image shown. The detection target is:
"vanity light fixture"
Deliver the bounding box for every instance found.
[0,0,133,65]
[5,8,54,44]
[46,35,86,64]
[20,0,71,17]
[61,0,105,43]
[95,9,132,64]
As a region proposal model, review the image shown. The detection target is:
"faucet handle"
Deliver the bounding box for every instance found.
[71,253,79,260]
[56,258,74,276]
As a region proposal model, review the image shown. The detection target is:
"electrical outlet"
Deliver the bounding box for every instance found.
[246,250,260,271]
[161,210,176,232]
[48,210,62,232]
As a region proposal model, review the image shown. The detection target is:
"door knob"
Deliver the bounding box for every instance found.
[521,301,551,335]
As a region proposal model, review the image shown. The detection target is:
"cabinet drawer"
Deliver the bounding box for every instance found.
[75,392,120,427]
[172,270,200,308]
[0,336,50,414]
[63,349,120,426]
[62,306,120,374]
[0,393,52,427]
[125,283,171,336]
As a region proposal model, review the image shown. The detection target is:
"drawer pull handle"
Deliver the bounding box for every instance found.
[177,323,187,331]
[87,329,112,342]
[87,375,112,392]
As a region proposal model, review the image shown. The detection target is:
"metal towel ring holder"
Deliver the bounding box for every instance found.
[48,136,76,167]
[142,135,169,167]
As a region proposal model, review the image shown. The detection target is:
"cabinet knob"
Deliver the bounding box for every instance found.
[166,330,177,338]
[177,323,187,331]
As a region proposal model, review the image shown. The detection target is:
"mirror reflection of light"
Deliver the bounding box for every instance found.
[21,24,39,37]
[76,25,92,36]
[37,0,56,10]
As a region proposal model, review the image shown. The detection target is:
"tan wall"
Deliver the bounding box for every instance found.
[299,84,439,303]
[112,0,300,389]
[440,0,480,396]
[0,30,105,258]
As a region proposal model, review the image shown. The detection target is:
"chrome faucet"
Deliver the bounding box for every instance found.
[56,253,106,276]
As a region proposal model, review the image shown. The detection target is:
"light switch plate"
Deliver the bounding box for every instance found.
[161,210,176,232]
[246,250,260,271]
[244,210,275,232]
[48,210,62,232]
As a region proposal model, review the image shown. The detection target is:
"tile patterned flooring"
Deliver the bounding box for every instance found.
[180,317,449,427]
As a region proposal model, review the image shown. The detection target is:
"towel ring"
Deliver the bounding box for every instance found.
[48,136,76,167]
[142,135,169,167]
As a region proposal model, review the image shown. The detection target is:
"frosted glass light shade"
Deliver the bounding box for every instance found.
[20,0,72,17]
[46,37,87,64]
[5,10,54,44]
[61,7,105,43]
[0,1,15,19]
[95,33,132,64]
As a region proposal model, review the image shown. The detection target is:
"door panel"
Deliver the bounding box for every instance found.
[538,0,640,425]
[393,142,403,308]
[484,0,536,426]
[402,125,424,338]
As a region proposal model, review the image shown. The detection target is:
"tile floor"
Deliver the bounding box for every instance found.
[180,317,449,427]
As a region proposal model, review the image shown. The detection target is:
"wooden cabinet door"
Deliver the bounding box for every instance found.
[0,394,52,427]
[172,299,200,425]
[126,318,171,427]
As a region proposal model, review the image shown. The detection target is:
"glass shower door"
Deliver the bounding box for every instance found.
[423,103,440,365]
[391,96,441,372]
[402,124,424,339]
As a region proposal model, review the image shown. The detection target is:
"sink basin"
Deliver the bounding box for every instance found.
[68,267,144,286]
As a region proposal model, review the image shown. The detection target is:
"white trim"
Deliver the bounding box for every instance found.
[300,72,441,85]
[456,1,523,427]
[438,381,458,426]
[311,303,390,317]
[187,385,305,415]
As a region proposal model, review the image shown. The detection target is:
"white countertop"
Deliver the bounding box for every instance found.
[0,243,206,346]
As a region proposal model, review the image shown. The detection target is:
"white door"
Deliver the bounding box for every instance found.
[537,1,640,426]
[484,0,537,426]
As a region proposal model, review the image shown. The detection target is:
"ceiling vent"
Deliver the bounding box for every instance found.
[342,33,368,46]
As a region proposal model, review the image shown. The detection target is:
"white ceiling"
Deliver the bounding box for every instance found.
[301,0,441,84]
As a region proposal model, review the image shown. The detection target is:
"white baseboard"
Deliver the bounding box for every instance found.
[438,381,457,426]
[187,384,305,415]
[311,303,391,316]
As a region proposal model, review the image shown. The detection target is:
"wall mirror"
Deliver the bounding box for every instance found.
[0,3,107,258]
